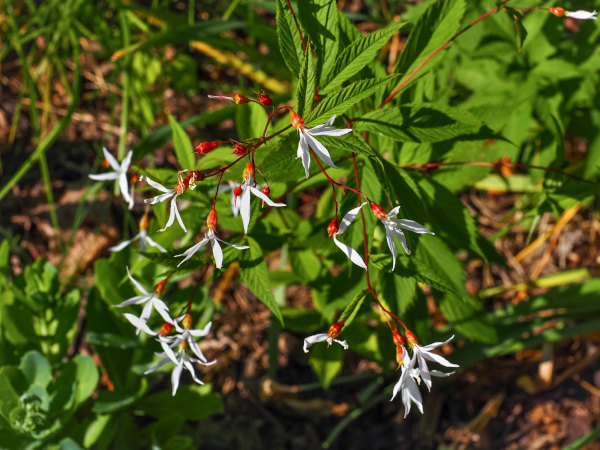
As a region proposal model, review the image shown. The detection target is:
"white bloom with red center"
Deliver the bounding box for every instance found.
[391,346,424,417]
[109,213,167,253]
[117,268,173,334]
[566,9,597,20]
[239,162,286,233]
[371,203,434,270]
[303,322,348,353]
[146,314,216,396]
[290,110,352,179]
[329,203,367,270]
[89,147,134,209]
[143,176,188,232]
[176,209,249,269]
[406,332,458,391]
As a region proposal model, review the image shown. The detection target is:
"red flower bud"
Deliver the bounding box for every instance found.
[194,141,218,154]
[233,144,247,156]
[159,323,174,336]
[370,202,387,220]
[289,109,304,130]
[130,173,139,184]
[392,330,405,347]
[206,208,217,230]
[257,93,272,106]
[233,94,250,104]
[243,161,255,181]
[327,217,339,237]
[549,7,565,16]
[261,186,270,196]
[233,185,242,197]
[154,278,167,296]
[182,313,193,330]
[101,159,111,169]
[405,329,418,347]
[328,321,344,339]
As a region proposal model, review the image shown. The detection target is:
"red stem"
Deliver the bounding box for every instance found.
[285,0,307,53]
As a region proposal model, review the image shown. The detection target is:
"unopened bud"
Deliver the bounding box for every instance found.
[159,323,174,336]
[233,94,250,104]
[261,186,270,196]
[206,208,217,230]
[289,109,304,130]
[392,330,405,347]
[233,185,242,197]
[138,212,149,232]
[370,202,387,220]
[257,93,272,106]
[233,144,247,156]
[154,279,167,296]
[194,141,218,154]
[327,217,339,237]
[328,321,344,339]
[405,330,418,347]
[182,313,193,330]
[395,345,404,369]
[549,7,565,16]
[130,173,139,184]
[243,161,255,182]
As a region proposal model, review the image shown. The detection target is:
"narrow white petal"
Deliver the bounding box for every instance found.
[418,349,459,368]
[128,184,135,210]
[420,335,455,351]
[250,186,286,208]
[89,172,119,181]
[395,219,434,235]
[417,353,432,391]
[183,359,205,385]
[160,197,178,232]
[123,313,157,336]
[297,133,311,179]
[337,203,366,235]
[333,338,349,350]
[126,267,150,296]
[303,333,329,353]
[304,134,337,170]
[188,321,213,337]
[118,173,132,206]
[146,191,175,205]
[393,228,411,256]
[144,177,171,193]
[171,363,183,396]
[109,234,140,252]
[159,339,180,365]
[153,299,174,324]
[211,237,224,269]
[102,147,121,171]
[333,235,366,269]
[144,235,167,253]
[384,227,397,270]
[208,95,234,101]
[215,236,249,251]
[144,357,170,374]
[120,150,133,172]
[172,196,188,232]
[188,339,209,363]
[430,370,455,378]
[566,10,597,20]
[176,237,210,267]
[387,206,401,218]
[140,300,154,324]
[115,295,150,307]
[239,187,252,233]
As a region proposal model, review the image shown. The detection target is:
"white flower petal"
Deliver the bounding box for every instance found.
[119,173,132,206]
[144,356,170,374]
[89,172,119,181]
[183,359,205,385]
[384,227,397,270]
[304,134,337,170]
[146,191,175,205]
[297,132,311,179]
[387,206,401,218]
[115,295,149,307]
[172,195,187,232]
[215,236,249,251]
[123,313,157,336]
[171,362,183,396]
[333,235,366,269]
[109,234,140,252]
[395,219,434,235]
[176,237,210,267]
[144,235,167,253]
[337,203,366,235]
[126,267,150,296]
[211,237,224,268]
[102,147,121,171]
[250,186,286,208]
[303,333,329,353]
[239,186,252,233]
[393,228,411,256]
[566,9,597,20]
[144,177,171,193]
[187,321,213,337]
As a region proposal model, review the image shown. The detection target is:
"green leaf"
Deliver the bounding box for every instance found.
[322,21,405,94]
[296,48,317,117]
[20,351,52,388]
[338,289,368,328]
[308,342,344,388]
[317,133,384,167]
[239,237,284,325]
[307,75,400,126]
[394,0,466,91]
[168,114,195,169]
[236,102,265,140]
[353,104,495,143]
[135,384,222,420]
[276,0,305,74]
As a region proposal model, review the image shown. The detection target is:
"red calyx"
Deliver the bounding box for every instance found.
[233,94,250,104]
[243,161,255,181]
[194,142,218,154]
[138,212,149,232]
[328,321,344,339]
[159,323,174,336]
[182,313,193,330]
[392,330,405,347]
[549,7,565,16]
[206,208,218,230]
[405,330,418,347]
[257,93,272,106]
[370,202,387,220]
[327,217,339,237]
[233,186,242,197]
[261,186,270,196]
[130,173,139,184]
[154,279,167,296]
[289,109,304,130]
[233,144,247,156]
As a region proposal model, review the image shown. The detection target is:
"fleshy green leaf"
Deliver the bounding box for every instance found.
[20,351,52,388]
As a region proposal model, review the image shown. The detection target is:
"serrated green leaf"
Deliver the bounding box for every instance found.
[317,133,383,167]
[394,0,466,92]
[239,237,284,325]
[297,48,317,117]
[339,289,368,327]
[276,0,305,74]
[307,75,400,125]
[168,114,195,169]
[322,21,405,94]
[353,104,495,143]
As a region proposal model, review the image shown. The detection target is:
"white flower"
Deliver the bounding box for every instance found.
[303,322,348,353]
[110,229,167,253]
[331,203,367,270]
[143,176,186,232]
[290,111,352,179]
[146,318,216,396]
[215,181,241,217]
[410,335,458,391]
[391,347,424,417]
[116,267,173,334]
[371,203,434,270]
[566,9,597,20]
[176,228,248,269]
[89,147,134,209]
[239,173,285,234]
